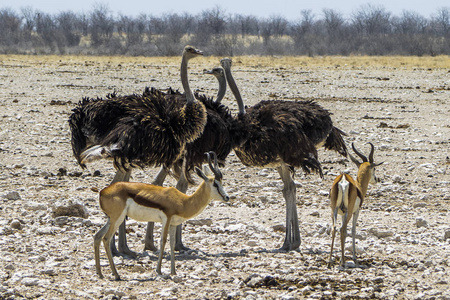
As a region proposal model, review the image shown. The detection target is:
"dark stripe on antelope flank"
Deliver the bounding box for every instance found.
[128,191,166,210]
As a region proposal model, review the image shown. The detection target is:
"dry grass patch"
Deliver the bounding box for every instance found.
[1,54,449,70]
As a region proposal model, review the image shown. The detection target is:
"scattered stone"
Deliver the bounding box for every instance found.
[57,168,67,176]
[54,216,69,226]
[273,224,286,232]
[3,191,21,200]
[25,202,47,211]
[10,219,22,230]
[415,217,428,228]
[310,210,320,217]
[444,229,450,240]
[186,219,212,226]
[21,277,39,286]
[247,240,258,247]
[413,202,427,208]
[369,228,394,238]
[68,171,83,177]
[105,288,126,297]
[52,200,88,218]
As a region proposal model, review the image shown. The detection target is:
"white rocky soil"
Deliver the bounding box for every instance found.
[0,56,449,299]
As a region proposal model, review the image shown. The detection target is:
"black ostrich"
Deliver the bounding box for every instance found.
[144,66,249,251]
[68,46,207,256]
[220,58,347,251]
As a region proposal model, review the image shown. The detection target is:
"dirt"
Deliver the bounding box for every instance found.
[0,55,449,299]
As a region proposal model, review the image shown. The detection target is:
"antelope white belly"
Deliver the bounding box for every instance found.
[126,199,166,223]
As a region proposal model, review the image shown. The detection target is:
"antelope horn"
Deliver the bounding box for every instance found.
[206,151,222,180]
[348,153,361,167]
[367,142,375,163]
[352,143,368,162]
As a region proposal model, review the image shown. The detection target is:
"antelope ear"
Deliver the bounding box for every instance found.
[374,162,384,167]
[195,167,209,181]
[202,164,213,176]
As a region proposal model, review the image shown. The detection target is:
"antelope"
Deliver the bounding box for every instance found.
[328,142,383,268]
[94,152,229,280]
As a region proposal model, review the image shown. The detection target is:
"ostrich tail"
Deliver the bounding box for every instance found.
[68,105,87,168]
[301,154,324,179]
[177,101,207,143]
[80,145,113,165]
[324,127,348,157]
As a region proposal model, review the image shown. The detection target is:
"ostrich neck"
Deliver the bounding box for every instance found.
[181,56,194,103]
[215,75,227,103]
[224,67,245,116]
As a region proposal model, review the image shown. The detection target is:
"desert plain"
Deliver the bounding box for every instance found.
[0,54,449,299]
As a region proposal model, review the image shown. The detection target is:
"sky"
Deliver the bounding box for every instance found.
[2,0,449,20]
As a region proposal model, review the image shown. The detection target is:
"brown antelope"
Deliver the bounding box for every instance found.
[94,152,229,280]
[328,142,383,268]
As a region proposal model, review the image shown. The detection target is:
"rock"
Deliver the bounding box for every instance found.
[21,277,39,286]
[245,274,264,287]
[52,200,88,218]
[10,219,22,230]
[415,217,428,228]
[247,240,258,247]
[300,285,313,294]
[105,288,125,297]
[54,216,69,226]
[392,175,404,183]
[25,202,47,211]
[318,190,329,196]
[272,224,286,232]
[369,228,394,238]
[226,223,245,232]
[310,210,320,217]
[444,229,450,240]
[130,265,146,273]
[56,168,67,176]
[186,219,212,226]
[413,202,427,208]
[3,191,21,200]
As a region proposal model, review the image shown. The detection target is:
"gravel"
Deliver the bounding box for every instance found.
[0,56,448,299]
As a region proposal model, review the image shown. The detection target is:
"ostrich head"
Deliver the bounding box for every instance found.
[183,45,203,60]
[203,67,224,79]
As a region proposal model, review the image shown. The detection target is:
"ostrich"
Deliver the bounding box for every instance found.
[68,46,207,256]
[220,58,347,251]
[144,66,249,251]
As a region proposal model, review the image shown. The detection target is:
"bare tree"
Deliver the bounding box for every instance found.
[0,5,448,56]
[0,8,22,48]
[352,4,391,36]
[89,4,114,47]
[231,14,260,38]
[56,11,82,47]
[290,10,316,55]
[431,7,450,36]
[194,6,227,46]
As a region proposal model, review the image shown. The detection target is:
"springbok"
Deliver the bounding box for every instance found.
[94,152,229,280]
[328,142,383,268]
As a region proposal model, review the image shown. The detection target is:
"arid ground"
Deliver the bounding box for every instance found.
[0,54,449,299]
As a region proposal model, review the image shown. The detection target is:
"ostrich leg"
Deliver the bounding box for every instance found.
[173,168,190,251]
[110,169,137,257]
[144,165,190,251]
[143,166,169,251]
[277,161,301,251]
